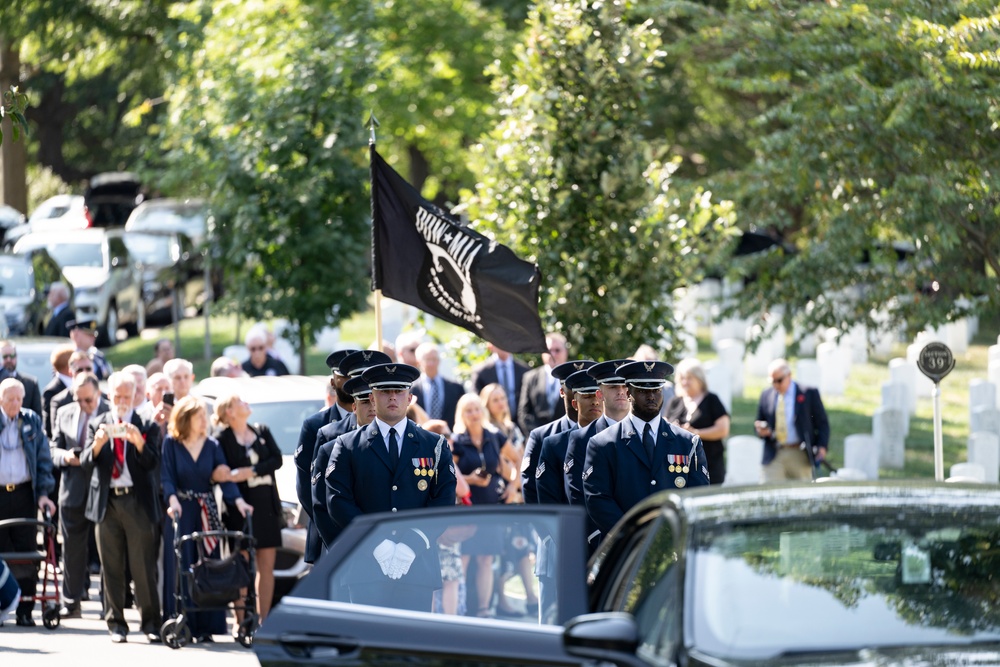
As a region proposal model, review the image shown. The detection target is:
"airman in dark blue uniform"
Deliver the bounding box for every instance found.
[324,363,456,611]
[295,349,357,563]
[583,360,710,536]
[536,369,603,505]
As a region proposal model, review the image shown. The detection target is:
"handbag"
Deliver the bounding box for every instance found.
[188,553,251,607]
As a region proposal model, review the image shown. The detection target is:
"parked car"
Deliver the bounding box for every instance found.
[0,251,72,336]
[255,482,1000,666]
[125,198,207,245]
[6,336,68,383]
[191,374,329,601]
[122,230,210,323]
[12,229,143,346]
[0,204,25,243]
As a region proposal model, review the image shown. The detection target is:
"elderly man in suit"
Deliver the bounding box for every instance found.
[325,363,456,611]
[46,350,95,438]
[0,378,56,627]
[410,342,464,430]
[517,332,569,435]
[50,372,108,618]
[754,358,830,482]
[584,361,711,537]
[43,282,74,337]
[471,343,529,425]
[81,371,162,644]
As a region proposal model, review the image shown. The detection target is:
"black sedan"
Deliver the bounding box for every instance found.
[254,482,1000,665]
[123,230,209,323]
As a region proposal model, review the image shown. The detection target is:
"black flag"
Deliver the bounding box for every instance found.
[370,147,546,354]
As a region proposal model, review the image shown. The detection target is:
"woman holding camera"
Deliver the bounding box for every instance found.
[213,393,284,623]
[451,393,519,617]
[162,395,251,643]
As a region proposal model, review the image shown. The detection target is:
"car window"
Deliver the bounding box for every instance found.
[323,511,557,624]
[689,512,1000,661]
[28,241,103,268]
[0,261,33,297]
[123,234,174,265]
[621,514,681,666]
[588,507,661,611]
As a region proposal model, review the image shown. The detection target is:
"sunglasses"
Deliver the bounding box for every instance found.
[771,375,788,386]
[248,345,265,352]
[1,354,16,360]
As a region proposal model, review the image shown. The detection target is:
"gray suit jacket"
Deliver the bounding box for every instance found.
[50,399,110,508]
[81,411,162,524]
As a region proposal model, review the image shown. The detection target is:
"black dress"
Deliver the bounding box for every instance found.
[452,429,506,555]
[217,424,284,549]
[665,392,729,485]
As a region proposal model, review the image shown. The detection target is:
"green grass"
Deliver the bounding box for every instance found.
[110,309,998,480]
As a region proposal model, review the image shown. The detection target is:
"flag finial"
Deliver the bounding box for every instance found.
[366,111,380,146]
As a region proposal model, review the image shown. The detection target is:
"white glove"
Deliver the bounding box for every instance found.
[373,539,395,576]
[388,543,416,580]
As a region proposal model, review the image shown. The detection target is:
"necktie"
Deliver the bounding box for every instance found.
[643,423,655,464]
[111,419,125,479]
[430,380,443,420]
[77,411,89,448]
[775,394,788,445]
[388,428,399,469]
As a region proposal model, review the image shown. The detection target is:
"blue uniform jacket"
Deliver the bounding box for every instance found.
[10,409,54,503]
[583,419,710,535]
[520,415,574,505]
[536,427,578,505]
[311,415,360,549]
[325,419,456,530]
[295,404,350,563]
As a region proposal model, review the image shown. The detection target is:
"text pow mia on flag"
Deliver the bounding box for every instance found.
[370,147,546,354]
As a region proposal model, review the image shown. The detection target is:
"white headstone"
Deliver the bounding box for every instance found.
[715,338,745,399]
[711,316,748,349]
[949,462,986,483]
[988,345,1000,367]
[848,324,869,364]
[744,321,786,377]
[880,382,911,429]
[873,407,907,469]
[692,279,721,326]
[968,432,1000,484]
[844,434,879,480]
[888,358,918,413]
[703,360,732,414]
[795,359,822,390]
[969,380,997,423]
[722,435,763,487]
[945,319,969,355]
[971,406,1000,437]
[817,342,845,396]
[792,324,819,357]
[990,362,1000,410]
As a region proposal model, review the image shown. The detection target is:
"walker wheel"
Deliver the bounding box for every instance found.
[237,612,258,648]
[42,603,60,629]
[161,618,191,649]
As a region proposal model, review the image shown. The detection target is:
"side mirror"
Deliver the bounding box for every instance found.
[563,612,647,667]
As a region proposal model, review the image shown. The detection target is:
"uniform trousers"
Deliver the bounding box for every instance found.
[0,484,37,615]
[95,491,161,635]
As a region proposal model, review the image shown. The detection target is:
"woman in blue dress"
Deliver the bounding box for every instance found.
[162,395,251,643]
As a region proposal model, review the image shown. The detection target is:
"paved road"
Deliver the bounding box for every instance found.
[0,585,259,667]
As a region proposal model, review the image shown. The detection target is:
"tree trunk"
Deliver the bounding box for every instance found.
[298,323,308,376]
[0,37,27,214]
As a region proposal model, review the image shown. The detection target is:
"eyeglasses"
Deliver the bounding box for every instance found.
[248,346,265,352]
[1,354,16,360]
[771,375,788,386]
[77,395,97,405]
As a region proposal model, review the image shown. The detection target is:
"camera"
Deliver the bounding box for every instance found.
[108,422,128,439]
[473,467,491,480]
[163,392,175,407]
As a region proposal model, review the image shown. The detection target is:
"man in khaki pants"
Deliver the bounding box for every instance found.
[754,359,829,481]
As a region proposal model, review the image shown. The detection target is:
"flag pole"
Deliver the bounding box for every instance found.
[367,111,383,352]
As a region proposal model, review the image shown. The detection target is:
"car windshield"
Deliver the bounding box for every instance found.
[124,234,173,265]
[129,207,204,239]
[690,512,1000,660]
[0,262,32,296]
[20,241,103,268]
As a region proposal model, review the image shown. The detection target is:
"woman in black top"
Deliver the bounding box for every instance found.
[665,358,730,485]
[213,393,284,622]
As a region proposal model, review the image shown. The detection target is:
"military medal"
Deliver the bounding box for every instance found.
[420,469,427,476]
[675,477,686,488]
[414,468,421,476]
[667,455,676,473]
[417,479,428,491]
[428,469,434,477]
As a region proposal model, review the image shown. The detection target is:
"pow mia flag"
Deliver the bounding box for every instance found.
[370,146,546,353]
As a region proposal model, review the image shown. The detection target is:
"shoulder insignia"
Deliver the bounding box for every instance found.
[309,460,315,474]
[294,444,303,458]
[449,464,456,475]
[535,461,546,479]
[702,466,708,478]
[563,459,574,474]
[581,466,594,481]
[520,456,531,472]
[311,471,321,486]
[325,461,336,478]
